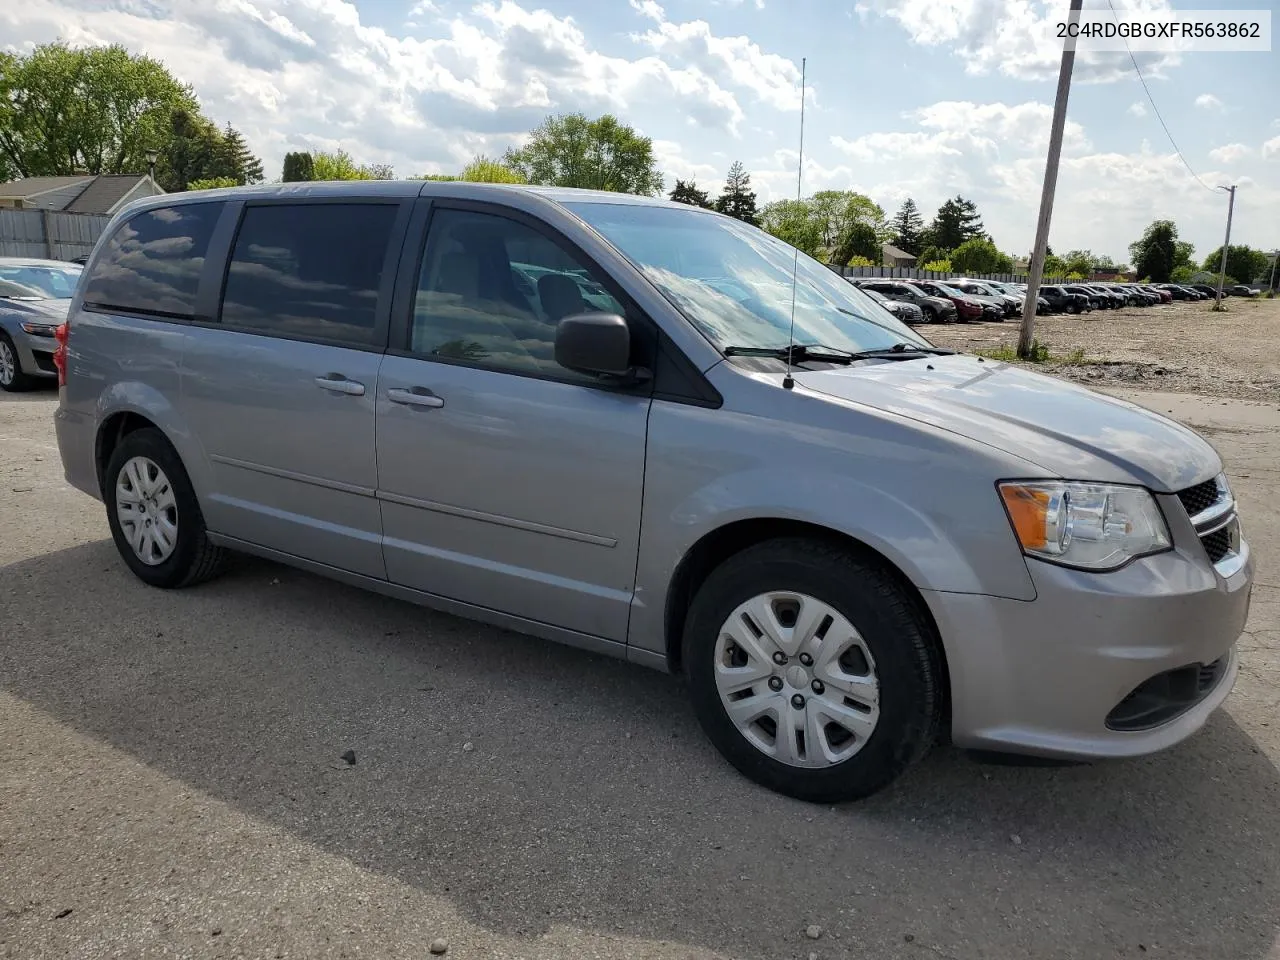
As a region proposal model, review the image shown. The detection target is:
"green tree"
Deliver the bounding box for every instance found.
[713,161,759,225]
[1173,240,1196,271]
[926,196,985,250]
[281,151,314,182]
[186,176,238,190]
[916,245,949,269]
[0,42,198,179]
[1061,249,1100,276]
[1170,265,1196,284]
[1127,221,1179,283]
[459,155,525,183]
[888,198,926,254]
[154,107,223,192]
[809,190,885,249]
[217,124,263,184]
[759,199,822,257]
[831,220,881,266]
[952,237,1010,274]
[312,149,374,181]
[668,178,713,208]
[921,258,952,273]
[1043,253,1067,277]
[503,112,663,195]
[846,255,877,268]
[1201,244,1269,285]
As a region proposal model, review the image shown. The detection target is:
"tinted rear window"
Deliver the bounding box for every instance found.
[219,202,399,345]
[82,203,224,317]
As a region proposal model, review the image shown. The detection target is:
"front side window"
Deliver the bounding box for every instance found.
[220,202,399,345]
[563,202,930,356]
[409,208,625,380]
[82,202,223,317]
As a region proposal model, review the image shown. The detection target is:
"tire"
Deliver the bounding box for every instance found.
[0,332,38,393]
[104,427,228,589]
[683,537,943,803]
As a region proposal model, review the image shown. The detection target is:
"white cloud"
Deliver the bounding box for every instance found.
[855,0,1181,83]
[1195,93,1224,110]
[632,7,804,112]
[628,0,665,22]
[0,0,768,176]
[1208,143,1251,164]
[1263,136,1280,160]
[1128,102,1147,117]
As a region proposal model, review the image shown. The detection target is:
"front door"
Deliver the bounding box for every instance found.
[375,203,651,641]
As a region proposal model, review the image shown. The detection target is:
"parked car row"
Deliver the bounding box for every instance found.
[0,256,84,392]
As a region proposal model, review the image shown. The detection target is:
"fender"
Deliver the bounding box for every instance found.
[626,394,1043,659]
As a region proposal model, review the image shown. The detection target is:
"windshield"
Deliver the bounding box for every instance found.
[562,202,931,355]
[0,278,48,299]
[0,263,81,299]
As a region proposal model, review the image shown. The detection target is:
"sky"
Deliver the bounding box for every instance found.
[2,0,1277,267]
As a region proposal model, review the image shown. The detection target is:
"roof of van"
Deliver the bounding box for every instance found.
[115,180,700,212]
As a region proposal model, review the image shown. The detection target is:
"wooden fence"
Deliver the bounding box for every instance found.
[0,209,108,261]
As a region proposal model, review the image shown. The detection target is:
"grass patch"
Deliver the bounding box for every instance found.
[978,340,1050,363]
[976,341,1087,365]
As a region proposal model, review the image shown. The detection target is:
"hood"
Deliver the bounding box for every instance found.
[794,354,1220,492]
[921,295,953,310]
[0,297,70,323]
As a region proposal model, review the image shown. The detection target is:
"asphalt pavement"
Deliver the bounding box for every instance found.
[2,386,1278,960]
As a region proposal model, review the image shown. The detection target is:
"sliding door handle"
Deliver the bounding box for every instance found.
[315,374,365,396]
[388,387,445,409]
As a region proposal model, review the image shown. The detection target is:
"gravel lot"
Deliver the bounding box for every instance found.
[927,295,1280,401]
[2,352,1279,959]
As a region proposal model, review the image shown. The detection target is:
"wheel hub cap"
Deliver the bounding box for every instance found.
[115,455,179,566]
[713,591,880,769]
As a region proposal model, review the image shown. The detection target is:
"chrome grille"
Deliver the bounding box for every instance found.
[1175,474,1240,571]
[1176,479,1219,517]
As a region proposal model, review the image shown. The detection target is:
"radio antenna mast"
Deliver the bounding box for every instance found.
[783,56,806,391]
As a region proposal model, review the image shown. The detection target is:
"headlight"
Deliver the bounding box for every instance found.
[998,481,1171,571]
[20,321,57,337]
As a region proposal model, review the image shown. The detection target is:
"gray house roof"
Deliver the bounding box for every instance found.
[882,243,917,262]
[0,174,164,215]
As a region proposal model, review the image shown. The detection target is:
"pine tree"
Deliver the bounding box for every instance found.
[888,198,925,254]
[955,196,985,242]
[669,178,713,208]
[282,151,314,182]
[713,161,759,225]
[218,124,264,185]
[927,196,985,251]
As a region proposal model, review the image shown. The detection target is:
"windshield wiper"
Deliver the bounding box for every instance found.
[723,342,955,364]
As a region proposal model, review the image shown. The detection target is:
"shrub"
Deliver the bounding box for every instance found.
[922,258,952,273]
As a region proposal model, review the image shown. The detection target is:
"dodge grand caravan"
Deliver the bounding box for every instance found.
[53,182,1253,802]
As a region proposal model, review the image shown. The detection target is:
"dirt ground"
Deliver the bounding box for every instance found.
[927,295,1280,402]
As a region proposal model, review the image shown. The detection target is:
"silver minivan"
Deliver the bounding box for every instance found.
[53,182,1253,801]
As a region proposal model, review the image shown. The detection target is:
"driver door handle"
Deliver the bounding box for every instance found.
[314,374,365,396]
[388,387,445,409]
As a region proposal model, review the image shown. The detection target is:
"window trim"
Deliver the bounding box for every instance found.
[205,197,412,354]
[80,199,230,323]
[387,197,660,395]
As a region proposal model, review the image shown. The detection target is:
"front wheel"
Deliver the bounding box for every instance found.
[104,428,228,588]
[0,333,38,392]
[684,538,943,803]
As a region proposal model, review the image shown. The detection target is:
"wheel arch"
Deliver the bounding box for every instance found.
[662,517,952,738]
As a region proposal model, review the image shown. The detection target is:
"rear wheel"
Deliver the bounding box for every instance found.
[104,428,228,588]
[0,333,38,392]
[684,538,942,803]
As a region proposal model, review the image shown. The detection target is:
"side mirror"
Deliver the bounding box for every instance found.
[554,312,647,382]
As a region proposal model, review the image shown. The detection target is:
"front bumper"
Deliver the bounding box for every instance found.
[12,328,58,379]
[923,537,1253,760]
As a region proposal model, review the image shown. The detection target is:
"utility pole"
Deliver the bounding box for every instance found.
[1269,249,1278,292]
[1214,184,1236,309]
[1017,0,1082,358]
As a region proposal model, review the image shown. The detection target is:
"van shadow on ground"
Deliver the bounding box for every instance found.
[2,539,1278,960]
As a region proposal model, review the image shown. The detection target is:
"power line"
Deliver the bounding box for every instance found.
[1106,0,1215,192]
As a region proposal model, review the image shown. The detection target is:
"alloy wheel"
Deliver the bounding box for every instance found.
[115,456,179,565]
[713,591,880,768]
[0,341,14,386]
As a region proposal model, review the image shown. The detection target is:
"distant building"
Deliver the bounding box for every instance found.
[881,243,917,268]
[0,174,165,216]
